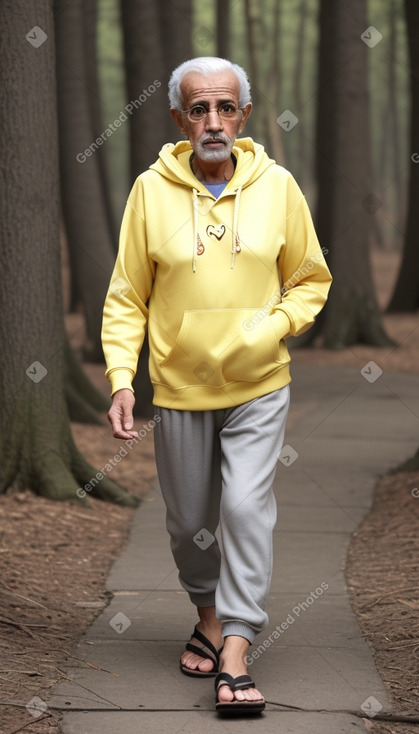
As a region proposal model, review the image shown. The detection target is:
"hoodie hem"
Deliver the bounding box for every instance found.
[151,366,291,411]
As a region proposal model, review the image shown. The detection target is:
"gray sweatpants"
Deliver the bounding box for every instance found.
[154,386,290,644]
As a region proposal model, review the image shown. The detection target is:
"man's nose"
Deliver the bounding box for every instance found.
[205,109,223,131]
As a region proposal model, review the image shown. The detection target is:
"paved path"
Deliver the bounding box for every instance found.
[49,364,419,733]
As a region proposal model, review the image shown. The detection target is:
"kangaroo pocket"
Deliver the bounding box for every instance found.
[157,308,288,387]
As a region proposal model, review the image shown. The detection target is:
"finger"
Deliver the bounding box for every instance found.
[113,427,138,440]
[120,404,137,434]
[123,414,134,430]
[108,410,139,440]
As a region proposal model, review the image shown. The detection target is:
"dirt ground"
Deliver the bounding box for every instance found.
[0,421,156,734]
[1,248,418,733]
[347,470,419,734]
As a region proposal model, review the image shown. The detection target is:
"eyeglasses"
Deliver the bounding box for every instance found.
[181,103,244,123]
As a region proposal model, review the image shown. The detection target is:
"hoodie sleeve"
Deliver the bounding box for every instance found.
[271,175,332,339]
[101,181,155,395]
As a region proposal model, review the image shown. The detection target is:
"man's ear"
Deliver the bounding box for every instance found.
[238,103,252,135]
[170,108,186,136]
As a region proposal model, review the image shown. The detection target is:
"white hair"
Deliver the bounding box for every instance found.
[168,57,251,110]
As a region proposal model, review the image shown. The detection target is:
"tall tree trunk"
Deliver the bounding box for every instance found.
[83,0,119,247]
[293,0,308,184]
[265,0,285,166]
[387,0,419,312]
[316,0,392,348]
[120,0,168,181]
[217,0,230,58]
[158,0,192,72]
[244,0,285,162]
[387,0,404,239]
[244,0,265,144]
[55,0,117,362]
[0,0,138,506]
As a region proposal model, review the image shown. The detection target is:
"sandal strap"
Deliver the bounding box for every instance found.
[215,672,235,693]
[232,674,256,691]
[185,625,220,665]
[215,672,256,693]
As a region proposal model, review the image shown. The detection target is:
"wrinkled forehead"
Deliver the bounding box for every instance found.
[180,71,240,107]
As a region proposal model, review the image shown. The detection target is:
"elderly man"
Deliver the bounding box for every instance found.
[102,57,332,715]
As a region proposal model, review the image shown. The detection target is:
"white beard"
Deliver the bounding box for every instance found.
[195,137,235,162]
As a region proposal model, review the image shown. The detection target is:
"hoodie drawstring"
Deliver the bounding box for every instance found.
[192,188,198,273]
[231,185,242,269]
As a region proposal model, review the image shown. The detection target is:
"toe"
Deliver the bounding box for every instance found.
[218,686,264,704]
[197,657,214,672]
[217,684,234,702]
[181,651,215,673]
[245,687,264,702]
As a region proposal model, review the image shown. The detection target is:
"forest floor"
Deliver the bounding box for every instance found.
[0,249,418,734]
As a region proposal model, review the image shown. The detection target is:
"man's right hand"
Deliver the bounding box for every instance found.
[107,388,139,440]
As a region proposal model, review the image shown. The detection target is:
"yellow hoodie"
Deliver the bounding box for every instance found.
[101,138,332,410]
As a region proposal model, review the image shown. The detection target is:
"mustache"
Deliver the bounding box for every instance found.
[200,133,230,144]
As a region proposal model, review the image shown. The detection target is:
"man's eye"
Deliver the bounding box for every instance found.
[219,104,236,114]
[190,106,206,117]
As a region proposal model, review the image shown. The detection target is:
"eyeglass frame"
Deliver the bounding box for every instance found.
[180,102,246,123]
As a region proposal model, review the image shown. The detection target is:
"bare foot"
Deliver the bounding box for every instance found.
[180,607,223,674]
[217,635,264,704]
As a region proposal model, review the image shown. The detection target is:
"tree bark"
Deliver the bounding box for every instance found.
[244,0,265,144]
[392,447,419,473]
[265,0,286,166]
[293,0,308,184]
[120,0,169,181]
[64,343,110,424]
[83,0,119,247]
[55,0,117,362]
[315,0,393,348]
[0,0,138,506]
[387,0,419,311]
[217,0,230,58]
[158,0,192,73]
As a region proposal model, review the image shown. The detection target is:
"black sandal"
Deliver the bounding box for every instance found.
[215,672,265,715]
[180,625,223,677]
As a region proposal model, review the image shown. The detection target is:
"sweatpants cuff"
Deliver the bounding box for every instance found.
[189,592,216,608]
[222,622,255,644]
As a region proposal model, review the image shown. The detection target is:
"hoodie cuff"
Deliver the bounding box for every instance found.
[270,309,292,341]
[107,368,135,396]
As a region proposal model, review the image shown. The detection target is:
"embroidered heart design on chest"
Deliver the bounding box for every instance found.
[206,224,226,240]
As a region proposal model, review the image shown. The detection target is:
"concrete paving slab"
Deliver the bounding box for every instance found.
[49,641,203,710]
[61,710,370,734]
[264,593,367,648]
[275,503,366,532]
[287,368,419,446]
[271,531,348,594]
[253,645,389,711]
[275,465,371,509]
[276,459,394,509]
[106,493,176,591]
[298,398,419,444]
[295,437,417,462]
[76,590,363,649]
[49,640,387,714]
[81,591,195,640]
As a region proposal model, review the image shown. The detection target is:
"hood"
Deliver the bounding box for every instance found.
[150,137,275,190]
[149,138,275,272]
